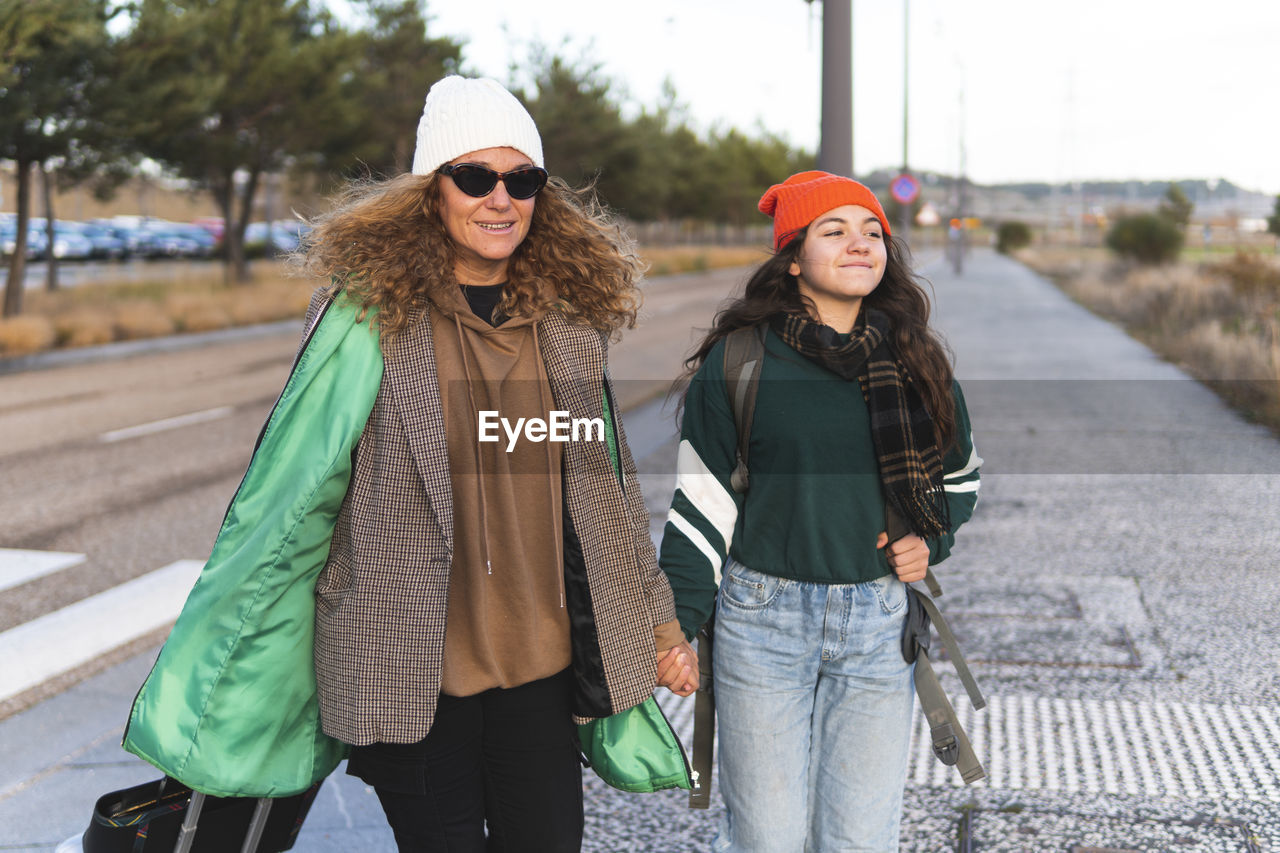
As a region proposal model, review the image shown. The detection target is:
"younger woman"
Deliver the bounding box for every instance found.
[659,171,981,852]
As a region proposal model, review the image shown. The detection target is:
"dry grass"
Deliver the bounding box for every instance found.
[1,262,313,358]
[641,245,767,278]
[52,310,114,347]
[1018,247,1280,431]
[112,301,178,339]
[0,247,761,359]
[0,315,56,355]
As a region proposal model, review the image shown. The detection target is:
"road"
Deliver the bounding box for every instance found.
[2,251,1279,851]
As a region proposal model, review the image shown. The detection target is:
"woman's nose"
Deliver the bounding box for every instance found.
[486,181,513,209]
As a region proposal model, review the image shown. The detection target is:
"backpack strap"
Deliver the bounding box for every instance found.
[889,503,986,784]
[722,325,767,494]
[688,325,765,808]
[912,639,986,783]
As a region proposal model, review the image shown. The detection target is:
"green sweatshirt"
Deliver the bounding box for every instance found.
[658,326,981,640]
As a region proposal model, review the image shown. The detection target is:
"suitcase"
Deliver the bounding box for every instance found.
[76,777,322,853]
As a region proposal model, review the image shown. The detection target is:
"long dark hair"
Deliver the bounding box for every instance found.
[681,228,958,449]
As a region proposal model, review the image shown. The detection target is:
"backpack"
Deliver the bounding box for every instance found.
[689,324,986,801]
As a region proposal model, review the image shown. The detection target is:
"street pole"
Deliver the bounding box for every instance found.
[816,0,853,177]
[902,0,909,173]
[900,0,911,243]
[954,84,967,275]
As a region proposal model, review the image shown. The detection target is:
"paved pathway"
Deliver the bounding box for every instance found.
[2,248,1278,851]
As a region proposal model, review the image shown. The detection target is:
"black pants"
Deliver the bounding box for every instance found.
[346,669,584,853]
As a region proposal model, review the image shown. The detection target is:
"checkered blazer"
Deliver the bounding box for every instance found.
[301,291,677,746]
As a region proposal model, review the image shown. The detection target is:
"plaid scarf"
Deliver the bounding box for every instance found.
[770,310,950,539]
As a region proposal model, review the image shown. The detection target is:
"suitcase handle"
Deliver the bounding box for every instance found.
[171,792,204,853]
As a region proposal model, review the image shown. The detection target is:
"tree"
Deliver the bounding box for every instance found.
[513,47,639,213]
[115,0,362,283]
[619,80,717,222]
[1158,183,1193,229]
[1267,194,1280,242]
[1106,213,1183,265]
[701,128,812,225]
[0,0,112,316]
[996,221,1033,254]
[333,0,463,179]
[510,46,811,225]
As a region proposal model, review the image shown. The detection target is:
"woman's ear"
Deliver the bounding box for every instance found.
[789,260,801,278]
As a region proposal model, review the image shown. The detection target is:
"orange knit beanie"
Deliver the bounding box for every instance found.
[758,170,891,250]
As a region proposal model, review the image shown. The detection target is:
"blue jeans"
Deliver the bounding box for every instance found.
[711,560,915,853]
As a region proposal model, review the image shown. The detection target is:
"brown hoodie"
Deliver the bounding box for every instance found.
[431,283,571,696]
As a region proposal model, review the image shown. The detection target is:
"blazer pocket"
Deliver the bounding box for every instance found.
[314,559,353,614]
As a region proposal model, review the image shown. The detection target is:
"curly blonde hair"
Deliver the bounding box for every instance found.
[298,172,643,341]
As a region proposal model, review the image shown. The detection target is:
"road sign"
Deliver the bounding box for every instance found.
[890,173,921,205]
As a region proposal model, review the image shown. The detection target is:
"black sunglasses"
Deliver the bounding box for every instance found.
[438,163,549,200]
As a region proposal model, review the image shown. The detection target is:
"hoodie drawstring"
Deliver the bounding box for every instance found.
[455,312,495,576]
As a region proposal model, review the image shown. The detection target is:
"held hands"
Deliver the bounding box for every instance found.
[876,531,929,584]
[655,640,699,698]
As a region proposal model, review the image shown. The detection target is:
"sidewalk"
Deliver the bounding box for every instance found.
[2,248,1277,851]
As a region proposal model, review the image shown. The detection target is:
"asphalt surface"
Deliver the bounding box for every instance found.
[1,250,1278,851]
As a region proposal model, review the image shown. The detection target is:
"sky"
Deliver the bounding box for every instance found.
[340,0,1280,195]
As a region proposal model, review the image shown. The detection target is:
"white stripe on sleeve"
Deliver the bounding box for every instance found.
[674,439,739,551]
[667,509,725,584]
[944,440,983,480]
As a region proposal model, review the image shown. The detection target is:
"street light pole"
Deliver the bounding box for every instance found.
[815,0,854,177]
[900,0,911,242]
[902,0,909,175]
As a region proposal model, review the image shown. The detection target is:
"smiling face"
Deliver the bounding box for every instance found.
[437,146,537,285]
[789,204,888,332]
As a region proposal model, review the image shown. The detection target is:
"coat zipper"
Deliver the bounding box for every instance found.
[651,697,695,788]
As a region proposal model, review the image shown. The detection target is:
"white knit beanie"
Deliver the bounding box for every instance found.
[411,76,544,175]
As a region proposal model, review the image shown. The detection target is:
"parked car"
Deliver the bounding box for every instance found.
[49,228,95,261]
[245,221,301,256]
[91,219,149,257]
[191,217,226,243]
[171,223,217,257]
[66,221,128,260]
[30,220,97,262]
[1,221,49,260]
[138,226,205,259]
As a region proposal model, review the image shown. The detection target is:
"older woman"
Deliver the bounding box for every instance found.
[123,76,697,853]
[297,76,699,851]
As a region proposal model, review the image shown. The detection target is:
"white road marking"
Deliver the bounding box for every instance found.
[0,559,203,704]
[908,693,1280,802]
[99,407,233,443]
[0,549,86,594]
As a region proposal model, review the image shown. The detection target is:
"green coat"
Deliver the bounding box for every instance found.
[122,296,690,797]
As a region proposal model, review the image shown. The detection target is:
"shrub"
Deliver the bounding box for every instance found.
[996,221,1032,254]
[54,311,115,347]
[1157,184,1193,228]
[1106,213,1184,265]
[1212,251,1280,300]
[0,316,56,355]
[114,301,176,339]
[165,294,233,332]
